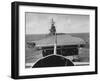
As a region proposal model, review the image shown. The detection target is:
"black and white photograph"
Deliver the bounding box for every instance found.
[25,13,90,68]
[11,2,97,79]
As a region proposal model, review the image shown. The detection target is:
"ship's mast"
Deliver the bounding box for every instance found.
[50,18,57,55]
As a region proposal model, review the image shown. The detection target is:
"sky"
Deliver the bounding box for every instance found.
[25,12,89,34]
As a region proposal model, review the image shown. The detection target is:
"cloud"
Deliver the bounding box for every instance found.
[26,13,89,34]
